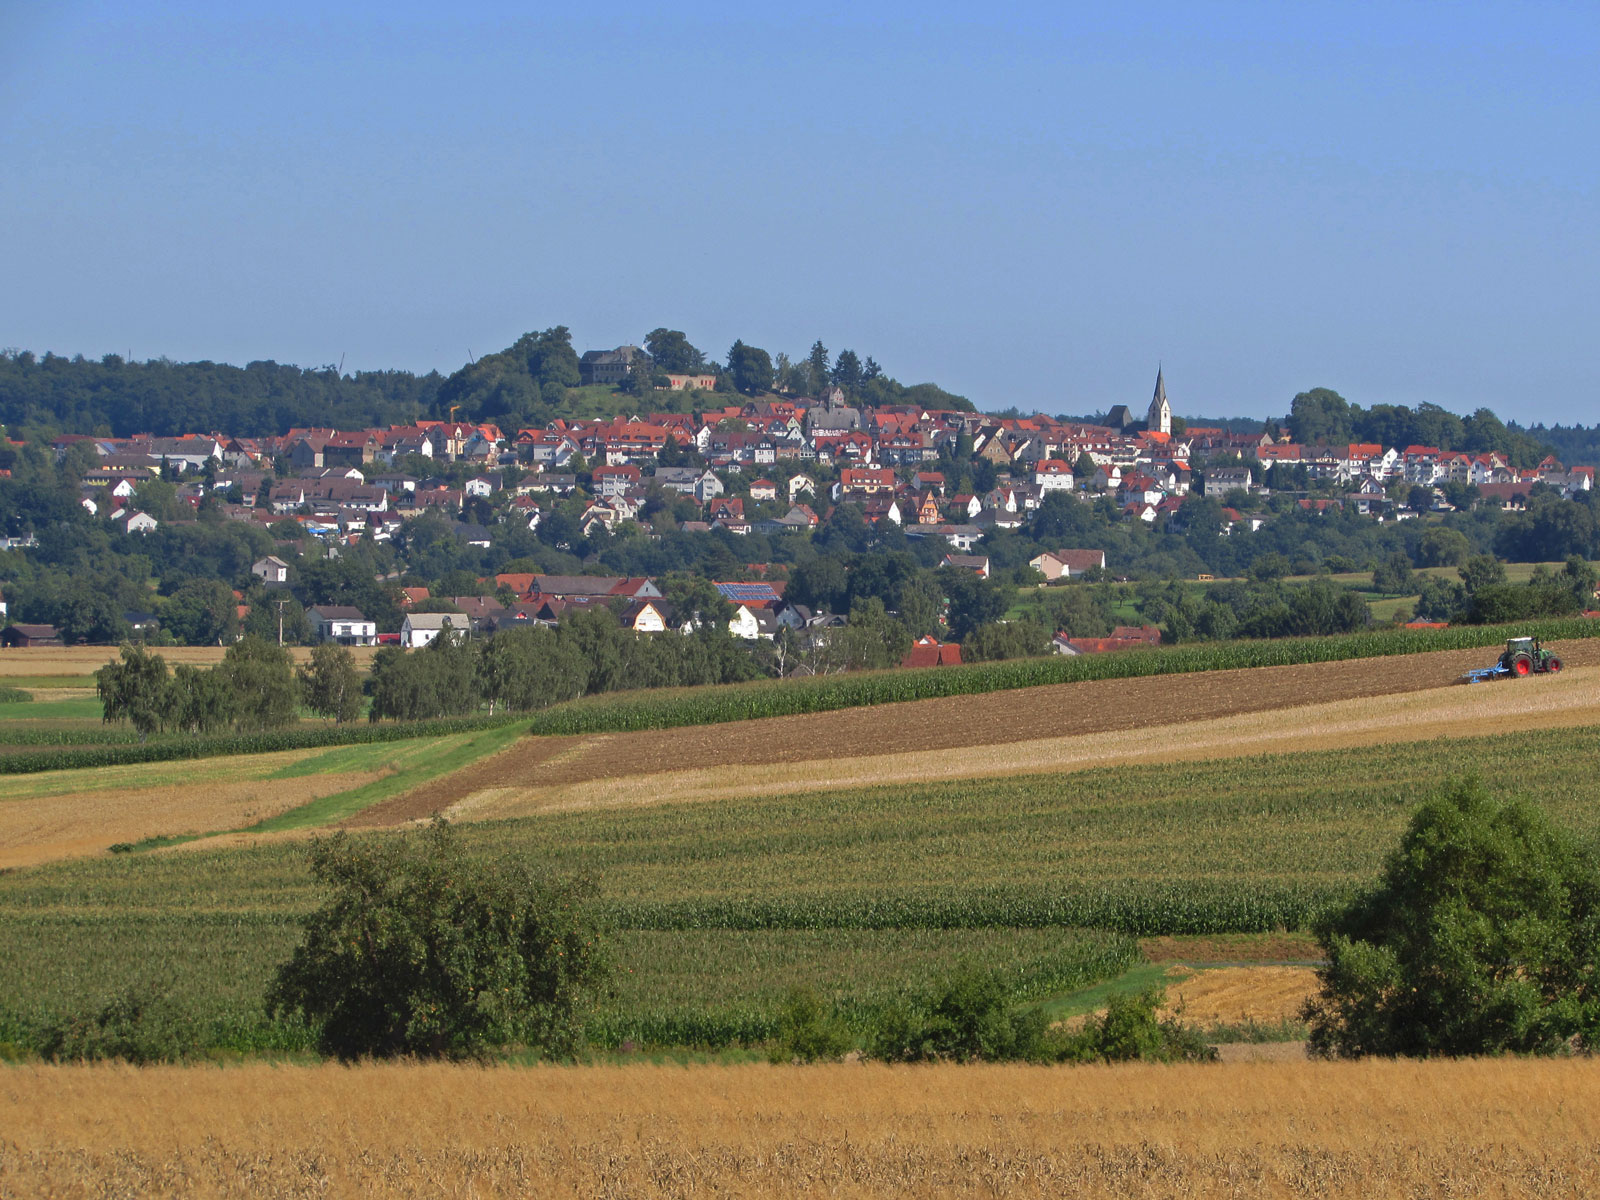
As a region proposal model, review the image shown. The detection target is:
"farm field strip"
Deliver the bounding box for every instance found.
[6,1058,1600,1198]
[421,655,1600,821]
[0,921,1134,1053]
[11,725,1600,920]
[0,644,383,677]
[0,728,524,868]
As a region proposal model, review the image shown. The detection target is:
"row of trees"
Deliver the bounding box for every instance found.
[366,613,767,721]
[96,640,363,737]
[1410,554,1596,624]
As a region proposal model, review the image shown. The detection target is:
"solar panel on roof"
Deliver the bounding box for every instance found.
[715,582,780,603]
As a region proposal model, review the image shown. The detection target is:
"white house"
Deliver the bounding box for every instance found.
[307,605,377,646]
[1029,548,1107,581]
[252,556,290,585]
[401,612,459,649]
[114,510,159,535]
[1033,459,1074,492]
[727,604,764,640]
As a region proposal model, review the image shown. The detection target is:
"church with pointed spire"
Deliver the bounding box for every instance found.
[1147,368,1172,436]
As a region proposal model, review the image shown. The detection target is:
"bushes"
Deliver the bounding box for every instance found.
[768,987,852,1064]
[525,618,1600,736]
[1057,989,1216,1064]
[779,976,1213,1065]
[37,987,199,1064]
[0,685,31,704]
[869,970,1050,1063]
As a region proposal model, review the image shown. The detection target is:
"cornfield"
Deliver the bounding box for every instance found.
[5,724,1599,1055]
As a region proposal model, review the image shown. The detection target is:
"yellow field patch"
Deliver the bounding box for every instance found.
[0,746,394,867]
[5,1058,1600,1197]
[0,644,381,678]
[1160,965,1320,1027]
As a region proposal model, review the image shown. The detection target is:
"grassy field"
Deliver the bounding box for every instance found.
[5,724,1600,1054]
[8,1058,1600,1198]
[0,695,103,723]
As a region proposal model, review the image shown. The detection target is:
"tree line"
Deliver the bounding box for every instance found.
[97,640,363,737]
[0,350,440,439]
[1285,387,1555,467]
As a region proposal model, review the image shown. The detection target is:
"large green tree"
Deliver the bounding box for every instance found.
[726,341,774,395]
[643,328,704,373]
[298,642,364,724]
[1305,778,1600,1058]
[161,578,240,646]
[96,644,173,739]
[218,636,299,730]
[267,819,604,1060]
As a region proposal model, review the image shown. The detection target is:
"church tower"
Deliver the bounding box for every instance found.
[1147,368,1172,435]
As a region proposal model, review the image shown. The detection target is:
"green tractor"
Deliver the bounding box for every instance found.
[1462,637,1565,682]
[1497,636,1563,677]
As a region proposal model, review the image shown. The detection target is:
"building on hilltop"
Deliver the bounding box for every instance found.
[579,345,649,387]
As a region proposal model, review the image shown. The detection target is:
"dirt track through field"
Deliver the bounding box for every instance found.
[351,639,1600,826]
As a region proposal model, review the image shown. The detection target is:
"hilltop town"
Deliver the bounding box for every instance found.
[2,337,1597,664]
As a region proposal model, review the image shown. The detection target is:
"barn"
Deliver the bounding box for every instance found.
[1,624,64,648]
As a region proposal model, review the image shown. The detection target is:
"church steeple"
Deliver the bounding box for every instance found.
[1147,367,1171,435]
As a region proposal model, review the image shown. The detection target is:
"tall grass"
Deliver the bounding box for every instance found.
[525,617,1600,735]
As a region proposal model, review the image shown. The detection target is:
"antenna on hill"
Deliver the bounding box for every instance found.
[467,349,476,364]
[337,353,344,375]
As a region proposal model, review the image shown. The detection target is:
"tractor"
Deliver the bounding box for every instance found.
[1461,636,1564,683]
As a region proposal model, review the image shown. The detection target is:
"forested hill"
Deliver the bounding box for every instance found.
[1515,424,1600,471]
[0,351,441,438]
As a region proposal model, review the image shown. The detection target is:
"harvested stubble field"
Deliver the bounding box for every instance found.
[0,727,523,868]
[5,1058,1600,1198]
[358,639,1600,824]
[0,644,382,679]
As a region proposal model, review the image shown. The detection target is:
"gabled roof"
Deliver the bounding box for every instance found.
[308,605,369,622]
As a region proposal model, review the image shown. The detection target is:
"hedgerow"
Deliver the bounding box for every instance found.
[0,686,32,704]
[524,617,1600,735]
[0,713,527,775]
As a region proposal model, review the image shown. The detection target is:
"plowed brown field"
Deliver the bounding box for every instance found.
[351,639,1600,826]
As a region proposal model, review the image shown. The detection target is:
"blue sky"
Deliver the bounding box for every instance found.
[2,2,1596,423]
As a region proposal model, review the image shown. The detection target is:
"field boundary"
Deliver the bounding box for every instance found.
[0,713,529,775]
[523,617,1600,736]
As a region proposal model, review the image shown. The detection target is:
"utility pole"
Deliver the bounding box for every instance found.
[276,598,287,647]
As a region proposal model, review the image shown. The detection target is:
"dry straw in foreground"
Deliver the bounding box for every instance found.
[3,1058,1600,1198]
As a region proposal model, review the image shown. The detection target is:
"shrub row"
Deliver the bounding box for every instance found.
[0,686,32,704]
[0,713,527,775]
[525,617,1600,736]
